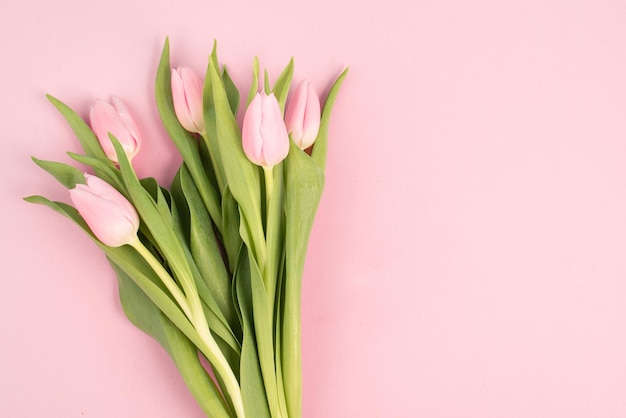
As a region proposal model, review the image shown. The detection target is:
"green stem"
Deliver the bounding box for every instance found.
[264,166,274,229]
[130,238,245,418]
[263,164,282,323]
[262,167,276,306]
[173,267,246,418]
[129,238,193,321]
[282,274,301,418]
[195,325,246,418]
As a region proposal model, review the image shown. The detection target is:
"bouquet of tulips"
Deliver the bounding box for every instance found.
[26,39,347,418]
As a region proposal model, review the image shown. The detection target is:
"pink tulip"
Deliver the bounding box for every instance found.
[69,174,140,247]
[242,92,290,167]
[284,80,321,149]
[171,67,205,134]
[89,97,141,163]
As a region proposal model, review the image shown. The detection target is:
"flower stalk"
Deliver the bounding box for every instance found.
[128,238,193,321]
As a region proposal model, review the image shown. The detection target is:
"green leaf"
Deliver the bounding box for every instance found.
[155,38,223,231]
[201,41,226,196]
[111,260,234,418]
[178,165,239,335]
[264,69,271,95]
[112,135,198,309]
[140,176,171,221]
[235,249,271,418]
[197,137,220,196]
[246,57,260,106]
[274,256,288,418]
[24,196,81,220]
[67,152,124,191]
[311,67,349,171]
[110,244,244,416]
[100,140,244,416]
[170,167,192,245]
[246,247,281,418]
[114,137,240,357]
[221,185,242,273]
[281,141,325,418]
[272,58,294,113]
[31,157,85,189]
[222,66,240,116]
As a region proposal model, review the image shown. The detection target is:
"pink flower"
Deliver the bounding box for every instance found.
[284,80,321,149]
[89,97,141,163]
[171,67,205,134]
[242,92,290,167]
[69,174,139,247]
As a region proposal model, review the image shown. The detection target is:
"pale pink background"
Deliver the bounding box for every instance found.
[3,0,626,417]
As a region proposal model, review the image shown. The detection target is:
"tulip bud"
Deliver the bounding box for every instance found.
[89,97,141,163]
[69,174,140,247]
[242,92,290,167]
[284,80,321,149]
[171,67,205,134]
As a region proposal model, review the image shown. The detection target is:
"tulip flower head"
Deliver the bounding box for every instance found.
[69,174,140,247]
[171,67,205,134]
[90,97,141,163]
[242,92,290,167]
[284,80,321,150]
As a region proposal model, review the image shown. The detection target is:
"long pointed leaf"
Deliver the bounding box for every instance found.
[235,249,271,418]
[201,41,226,196]
[112,261,234,418]
[222,66,240,116]
[282,141,325,417]
[67,152,124,191]
[246,57,260,106]
[179,165,238,333]
[31,157,85,189]
[272,58,294,113]
[311,68,349,171]
[222,185,242,274]
[247,248,281,418]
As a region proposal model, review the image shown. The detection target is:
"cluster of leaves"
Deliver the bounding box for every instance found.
[26,39,347,418]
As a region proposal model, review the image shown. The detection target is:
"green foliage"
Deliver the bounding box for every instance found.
[27,37,347,418]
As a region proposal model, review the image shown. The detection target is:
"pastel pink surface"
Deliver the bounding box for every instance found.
[4,1,626,417]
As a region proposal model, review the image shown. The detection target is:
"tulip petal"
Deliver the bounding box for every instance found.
[90,100,120,161]
[242,93,265,165]
[300,82,321,149]
[259,94,289,165]
[242,92,289,167]
[84,174,139,229]
[90,98,141,163]
[285,80,321,149]
[172,69,194,132]
[70,186,135,247]
[111,96,141,159]
[69,174,139,247]
[285,82,307,146]
[171,67,205,134]
[180,67,205,133]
